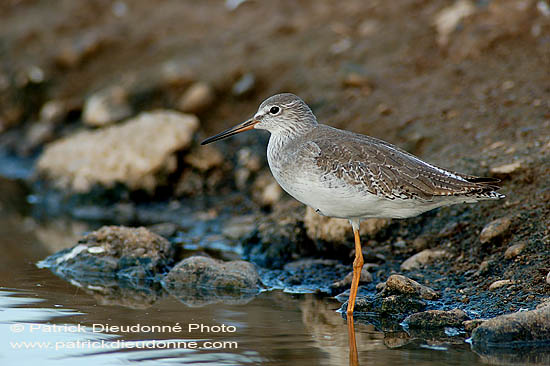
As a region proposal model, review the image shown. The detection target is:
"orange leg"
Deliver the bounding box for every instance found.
[346,225,364,315]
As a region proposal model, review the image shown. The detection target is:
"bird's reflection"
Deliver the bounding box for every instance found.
[347,314,359,366]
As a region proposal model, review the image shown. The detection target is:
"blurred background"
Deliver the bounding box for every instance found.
[0,1,549,365]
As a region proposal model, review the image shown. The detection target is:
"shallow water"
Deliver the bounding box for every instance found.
[0,176,537,366]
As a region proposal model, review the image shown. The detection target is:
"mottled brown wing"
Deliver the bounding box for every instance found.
[308,127,501,201]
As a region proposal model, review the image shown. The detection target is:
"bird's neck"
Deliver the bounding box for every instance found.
[268,121,317,143]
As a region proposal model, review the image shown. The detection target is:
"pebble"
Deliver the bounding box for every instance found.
[331,267,373,288]
[304,206,389,243]
[433,0,476,47]
[252,171,282,207]
[546,271,550,285]
[479,217,512,243]
[177,82,214,113]
[221,215,256,240]
[400,249,448,271]
[488,279,514,291]
[490,161,522,175]
[381,274,439,300]
[55,30,109,68]
[463,319,486,332]
[82,86,132,127]
[39,100,67,124]
[184,145,224,171]
[504,242,526,259]
[232,73,255,97]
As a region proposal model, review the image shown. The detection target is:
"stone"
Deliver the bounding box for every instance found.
[489,279,514,291]
[177,82,214,113]
[232,73,255,97]
[252,171,283,207]
[472,306,550,348]
[184,145,224,171]
[504,242,526,259]
[37,225,175,280]
[464,319,487,332]
[242,201,311,269]
[55,30,111,68]
[163,256,261,292]
[433,0,476,47]
[25,121,56,151]
[221,215,256,240]
[352,294,427,317]
[331,267,373,288]
[404,309,470,329]
[381,274,439,300]
[83,86,132,127]
[39,100,67,124]
[400,249,449,271]
[37,110,198,192]
[480,217,512,243]
[490,161,522,175]
[547,271,550,286]
[304,206,389,243]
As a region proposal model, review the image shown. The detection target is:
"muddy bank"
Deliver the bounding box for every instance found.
[1,0,549,358]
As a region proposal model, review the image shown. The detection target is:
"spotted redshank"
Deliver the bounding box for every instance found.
[201,93,504,315]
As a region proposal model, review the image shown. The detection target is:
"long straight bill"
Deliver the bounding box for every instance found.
[201,119,258,145]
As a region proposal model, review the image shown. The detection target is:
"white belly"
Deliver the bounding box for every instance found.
[270,164,462,220]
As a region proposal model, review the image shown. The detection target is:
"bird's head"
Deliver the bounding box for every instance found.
[201,93,317,145]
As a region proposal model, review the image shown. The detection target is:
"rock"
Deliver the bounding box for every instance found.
[381,274,439,300]
[412,237,429,251]
[464,319,487,333]
[351,294,427,317]
[490,161,522,176]
[163,256,261,292]
[331,267,373,289]
[433,0,476,47]
[489,279,514,291]
[342,73,374,94]
[24,121,56,152]
[480,217,512,243]
[184,145,224,171]
[404,309,470,329]
[37,225,175,280]
[232,73,255,97]
[252,171,283,207]
[304,206,389,243]
[177,82,214,113]
[472,306,550,348]
[242,201,312,269]
[400,249,449,271]
[37,110,198,192]
[475,260,492,276]
[82,86,132,127]
[547,271,550,285]
[39,100,67,124]
[504,242,526,259]
[221,215,256,240]
[55,30,112,68]
[268,259,351,294]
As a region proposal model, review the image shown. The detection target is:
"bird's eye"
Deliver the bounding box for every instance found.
[269,106,280,114]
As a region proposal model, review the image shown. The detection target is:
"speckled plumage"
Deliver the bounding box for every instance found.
[259,94,504,220]
[201,92,505,316]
